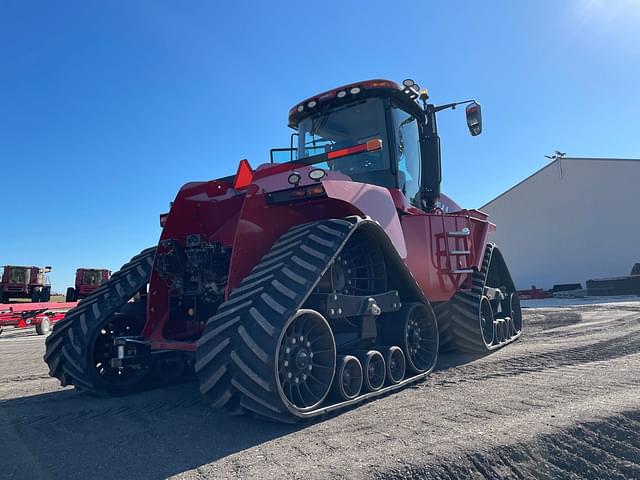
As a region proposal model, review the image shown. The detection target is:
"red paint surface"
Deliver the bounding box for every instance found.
[142,159,494,348]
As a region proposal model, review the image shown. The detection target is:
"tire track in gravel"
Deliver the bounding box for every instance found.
[431,327,640,387]
[375,410,640,480]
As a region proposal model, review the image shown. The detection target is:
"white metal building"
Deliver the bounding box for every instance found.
[480,157,640,289]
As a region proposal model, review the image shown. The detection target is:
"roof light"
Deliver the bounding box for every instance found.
[361,80,400,89]
[349,87,361,95]
[336,90,347,98]
[297,105,304,112]
[307,100,317,108]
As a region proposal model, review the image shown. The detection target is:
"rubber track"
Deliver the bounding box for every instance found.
[195,218,435,422]
[43,247,156,391]
[447,244,522,353]
[433,302,455,352]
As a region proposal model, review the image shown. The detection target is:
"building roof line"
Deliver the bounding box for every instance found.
[480,156,640,209]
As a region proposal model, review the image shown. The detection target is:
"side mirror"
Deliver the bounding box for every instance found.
[44,266,52,273]
[465,102,482,136]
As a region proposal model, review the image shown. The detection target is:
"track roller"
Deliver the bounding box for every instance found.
[384,346,406,385]
[331,355,363,400]
[358,350,386,392]
[495,319,505,343]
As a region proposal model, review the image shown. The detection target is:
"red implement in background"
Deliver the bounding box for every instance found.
[0,302,77,336]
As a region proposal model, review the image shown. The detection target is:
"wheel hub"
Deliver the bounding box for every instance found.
[330,260,347,291]
[295,347,310,370]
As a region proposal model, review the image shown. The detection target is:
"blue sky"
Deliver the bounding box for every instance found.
[1,0,639,291]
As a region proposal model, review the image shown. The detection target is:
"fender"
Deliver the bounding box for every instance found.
[321,180,407,259]
[227,173,407,294]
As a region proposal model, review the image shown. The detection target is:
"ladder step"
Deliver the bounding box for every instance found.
[450,250,470,255]
[452,269,474,274]
[447,228,471,237]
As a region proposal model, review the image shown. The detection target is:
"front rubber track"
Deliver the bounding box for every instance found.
[43,247,156,393]
[195,217,434,423]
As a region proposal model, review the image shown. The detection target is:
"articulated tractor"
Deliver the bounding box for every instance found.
[45,79,522,422]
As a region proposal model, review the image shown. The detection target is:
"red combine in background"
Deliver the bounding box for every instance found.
[45,79,522,423]
[65,268,111,302]
[0,265,52,303]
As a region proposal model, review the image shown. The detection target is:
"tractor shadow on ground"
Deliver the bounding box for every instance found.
[2,350,502,480]
[0,382,303,480]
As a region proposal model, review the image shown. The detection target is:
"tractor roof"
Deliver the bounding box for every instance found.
[288,79,422,128]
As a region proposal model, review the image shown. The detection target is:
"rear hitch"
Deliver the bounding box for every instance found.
[110,336,187,370]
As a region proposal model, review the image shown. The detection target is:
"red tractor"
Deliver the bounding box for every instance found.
[44,79,522,422]
[65,268,111,302]
[0,265,52,303]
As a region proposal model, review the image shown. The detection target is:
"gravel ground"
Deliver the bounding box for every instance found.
[1,301,639,479]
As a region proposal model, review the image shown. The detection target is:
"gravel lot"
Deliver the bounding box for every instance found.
[1,300,639,479]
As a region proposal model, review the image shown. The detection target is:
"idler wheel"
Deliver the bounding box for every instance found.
[509,292,523,333]
[386,303,438,374]
[480,296,495,346]
[276,310,336,412]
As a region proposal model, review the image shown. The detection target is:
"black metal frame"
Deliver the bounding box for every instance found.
[110,336,190,369]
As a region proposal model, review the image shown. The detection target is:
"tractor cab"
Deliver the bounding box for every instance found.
[281,79,482,211]
[2,266,31,286]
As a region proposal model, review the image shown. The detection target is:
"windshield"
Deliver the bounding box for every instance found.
[82,270,104,286]
[297,97,394,186]
[7,267,29,285]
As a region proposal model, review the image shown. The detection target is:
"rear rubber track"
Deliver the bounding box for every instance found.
[449,243,522,352]
[196,217,435,423]
[44,247,156,392]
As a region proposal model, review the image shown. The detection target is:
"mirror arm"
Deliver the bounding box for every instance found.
[433,99,477,113]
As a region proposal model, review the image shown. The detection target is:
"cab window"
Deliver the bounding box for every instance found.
[392,105,421,206]
[297,97,395,188]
